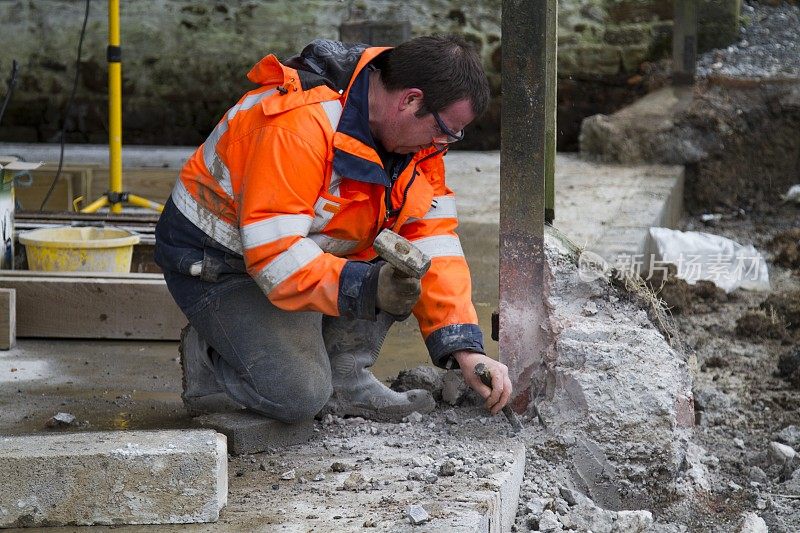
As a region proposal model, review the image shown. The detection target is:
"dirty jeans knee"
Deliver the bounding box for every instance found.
[176,273,332,422]
[247,368,333,423]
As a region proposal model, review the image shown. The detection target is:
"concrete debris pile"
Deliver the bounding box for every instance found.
[534,233,695,510]
[222,410,525,531]
[496,232,707,531]
[697,1,800,79]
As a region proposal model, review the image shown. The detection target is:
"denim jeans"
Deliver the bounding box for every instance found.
[184,271,332,421]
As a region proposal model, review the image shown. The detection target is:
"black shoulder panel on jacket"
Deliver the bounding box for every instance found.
[283,39,374,92]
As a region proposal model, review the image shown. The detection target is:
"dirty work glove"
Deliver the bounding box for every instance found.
[375,263,421,318]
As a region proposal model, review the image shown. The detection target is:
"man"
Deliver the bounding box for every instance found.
[155,35,512,423]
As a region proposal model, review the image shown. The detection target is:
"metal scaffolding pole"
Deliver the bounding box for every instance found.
[499,0,552,409]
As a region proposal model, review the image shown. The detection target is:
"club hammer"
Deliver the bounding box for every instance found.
[373,229,431,279]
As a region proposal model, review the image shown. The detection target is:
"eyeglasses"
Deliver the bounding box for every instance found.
[431,110,465,144]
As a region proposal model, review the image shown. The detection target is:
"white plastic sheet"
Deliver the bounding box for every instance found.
[649,227,770,293]
[782,184,800,203]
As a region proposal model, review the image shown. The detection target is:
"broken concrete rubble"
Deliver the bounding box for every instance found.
[215,411,525,531]
[776,425,800,448]
[738,512,768,533]
[769,441,796,465]
[533,231,694,510]
[391,366,445,401]
[44,411,76,428]
[406,504,429,525]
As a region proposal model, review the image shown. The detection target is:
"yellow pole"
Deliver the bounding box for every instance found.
[108,0,123,213]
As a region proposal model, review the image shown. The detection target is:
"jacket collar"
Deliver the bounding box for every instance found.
[333,68,392,186]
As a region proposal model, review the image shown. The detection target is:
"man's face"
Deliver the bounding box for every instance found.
[381,95,476,155]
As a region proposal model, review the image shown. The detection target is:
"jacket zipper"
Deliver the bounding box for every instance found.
[383,147,447,224]
[384,162,402,222]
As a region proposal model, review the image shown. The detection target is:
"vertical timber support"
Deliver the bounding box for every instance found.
[544,0,557,224]
[673,0,697,85]
[500,0,552,410]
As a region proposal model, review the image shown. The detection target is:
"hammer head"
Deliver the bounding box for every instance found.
[373,229,431,279]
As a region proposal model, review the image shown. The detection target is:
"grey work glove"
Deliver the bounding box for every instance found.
[375,263,421,317]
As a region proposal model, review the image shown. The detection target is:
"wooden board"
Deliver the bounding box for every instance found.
[0,271,185,340]
[15,164,96,212]
[0,288,15,349]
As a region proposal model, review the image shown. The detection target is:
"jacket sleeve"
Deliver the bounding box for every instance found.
[233,122,379,318]
[398,158,486,368]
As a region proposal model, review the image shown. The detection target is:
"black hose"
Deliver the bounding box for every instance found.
[40,0,91,211]
[0,60,19,128]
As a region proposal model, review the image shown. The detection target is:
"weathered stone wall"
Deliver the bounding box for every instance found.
[555,0,742,149]
[0,0,739,149]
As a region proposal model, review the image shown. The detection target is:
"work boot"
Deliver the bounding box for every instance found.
[179,324,242,416]
[321,313,435,422]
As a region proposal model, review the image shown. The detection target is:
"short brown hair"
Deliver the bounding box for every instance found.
[376,35,490,118]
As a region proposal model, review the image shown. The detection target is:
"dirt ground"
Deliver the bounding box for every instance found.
[662,203,800,531]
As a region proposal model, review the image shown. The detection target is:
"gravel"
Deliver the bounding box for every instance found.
[697,1,800,79]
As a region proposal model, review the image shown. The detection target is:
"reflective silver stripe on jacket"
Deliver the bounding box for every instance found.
[308,233,360,256]
[171,179,243,253]
[241,214,313,250]
[309,99,345,235]
[423,196,457,219]
[320,99,343,197]
[309,173,342,233]
[404,195,459,225]
[411,235,464,258]
[320,100,343,133]
[252,238,323,292]
[202,88,277,197]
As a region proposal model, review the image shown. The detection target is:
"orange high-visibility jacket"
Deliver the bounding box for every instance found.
[167,40,484,367]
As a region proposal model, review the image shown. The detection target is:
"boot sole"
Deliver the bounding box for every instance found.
[184,392,244,417]
[322,393,436,423]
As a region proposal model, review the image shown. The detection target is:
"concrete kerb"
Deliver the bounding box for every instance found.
[0,430,227,527]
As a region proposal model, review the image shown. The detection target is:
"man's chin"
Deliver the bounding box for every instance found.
[395,146,426,154]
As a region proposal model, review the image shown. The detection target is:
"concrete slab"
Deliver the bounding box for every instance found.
[0,143,195,170]
[212,415,525,532]
[0,288,15,350]
[444,151,684,268]
[193,411,316,454]
[0,430,227,527]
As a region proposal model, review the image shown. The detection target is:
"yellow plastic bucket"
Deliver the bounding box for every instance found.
[18,226,141,273]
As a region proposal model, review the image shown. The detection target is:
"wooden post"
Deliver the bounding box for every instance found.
[673,0,698,85]
[0,288,16,350]
[500,0,553,410]
[545,0,558,224]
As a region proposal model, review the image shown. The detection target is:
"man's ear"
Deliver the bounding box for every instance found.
[399,88,424,112]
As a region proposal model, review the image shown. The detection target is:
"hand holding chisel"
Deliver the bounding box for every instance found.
[474,363,524,433]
